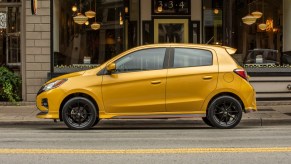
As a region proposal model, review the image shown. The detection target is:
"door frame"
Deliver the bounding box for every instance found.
[154,18,189,44]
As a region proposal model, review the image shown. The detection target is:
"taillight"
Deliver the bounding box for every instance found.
[234,68,248,81]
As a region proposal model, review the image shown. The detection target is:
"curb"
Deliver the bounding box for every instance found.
[0,118,290,127]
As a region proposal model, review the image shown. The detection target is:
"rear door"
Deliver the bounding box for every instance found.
[166,47,218,112]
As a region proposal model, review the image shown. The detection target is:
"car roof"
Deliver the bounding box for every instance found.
[133,44,237,55]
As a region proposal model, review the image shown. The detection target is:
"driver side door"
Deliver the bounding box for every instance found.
[101,48,168,114]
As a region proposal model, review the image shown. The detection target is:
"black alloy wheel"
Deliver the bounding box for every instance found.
[62,97,98,130]
[207,95,242,129]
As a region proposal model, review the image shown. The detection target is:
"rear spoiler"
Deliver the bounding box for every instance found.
[222,46,237,55]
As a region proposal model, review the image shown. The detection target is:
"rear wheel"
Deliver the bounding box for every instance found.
[207,96,242,129]
[62,97,97,130]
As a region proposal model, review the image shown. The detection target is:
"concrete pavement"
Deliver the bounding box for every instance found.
[0,102,291,127]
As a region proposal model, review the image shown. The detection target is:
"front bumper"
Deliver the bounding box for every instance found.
[36,88,65,119]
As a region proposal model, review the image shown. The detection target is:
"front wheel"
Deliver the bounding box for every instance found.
[62,97,97,130]
[202,117,213,127]
[207,96,243,129]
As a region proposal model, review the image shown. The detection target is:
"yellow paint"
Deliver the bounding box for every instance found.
[0,147,291,154]
[36,44,256,120]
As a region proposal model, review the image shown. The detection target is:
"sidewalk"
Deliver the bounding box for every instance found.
[0,103,291,127]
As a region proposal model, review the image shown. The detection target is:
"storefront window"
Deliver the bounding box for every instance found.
[203,0,223,45]
[225,0,284,68]
[0,3,21,67]
[53,0,140,72]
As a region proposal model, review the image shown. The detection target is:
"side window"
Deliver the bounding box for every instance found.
[173,48,213,68]
[115,48,166,73]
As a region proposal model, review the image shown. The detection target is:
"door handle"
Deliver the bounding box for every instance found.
[203,76,213,80]
[151,80,161,84]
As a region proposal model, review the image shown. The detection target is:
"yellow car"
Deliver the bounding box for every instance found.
[36,44,257,129]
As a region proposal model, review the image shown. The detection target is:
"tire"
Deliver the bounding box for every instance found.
[92,118,100,127]
[62,97,97,130]
[207,95,242,129]
[202,117,213,127]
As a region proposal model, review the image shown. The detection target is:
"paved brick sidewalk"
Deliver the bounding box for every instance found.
[0,103,291,127]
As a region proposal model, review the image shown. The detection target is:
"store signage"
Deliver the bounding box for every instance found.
[31,0,38,15]
[153,0,190,15]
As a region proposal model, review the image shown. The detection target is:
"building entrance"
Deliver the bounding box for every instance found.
[154,19,189,44]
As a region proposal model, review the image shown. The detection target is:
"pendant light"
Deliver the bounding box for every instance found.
[251,1,262,19]
[85,0,96,18]
[242,14,257,25]
[242,4,257,25]
[73,0,88,25]
[252,11,263,19]
[91,0,101,30]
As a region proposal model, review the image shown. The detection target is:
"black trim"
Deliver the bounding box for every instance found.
[97,68,107,76]
[168,48,174,68]
[163,48,171,69]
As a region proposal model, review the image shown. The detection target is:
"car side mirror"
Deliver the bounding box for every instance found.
[106,63,116,73]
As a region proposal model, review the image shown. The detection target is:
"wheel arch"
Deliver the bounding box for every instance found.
[59,93,99,121]
[205,92,245,115]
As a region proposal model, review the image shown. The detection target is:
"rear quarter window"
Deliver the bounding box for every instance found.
[173,48,213,68]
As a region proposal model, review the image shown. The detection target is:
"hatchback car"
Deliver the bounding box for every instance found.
[36,44,257,129]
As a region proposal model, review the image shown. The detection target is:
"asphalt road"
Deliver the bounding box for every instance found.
[0,120,291,164]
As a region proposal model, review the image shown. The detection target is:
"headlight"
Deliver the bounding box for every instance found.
[38,79,67,95]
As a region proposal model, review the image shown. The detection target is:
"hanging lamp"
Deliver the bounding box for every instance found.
[251,1,262,18]
[252,11,263,18]
[73,0,88,25]
[242,4,257,25]
[242,14,257,25]
[91,0,101,30]
[85,0,96,18]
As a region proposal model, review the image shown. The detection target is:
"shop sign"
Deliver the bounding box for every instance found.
[153,0,190,15]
